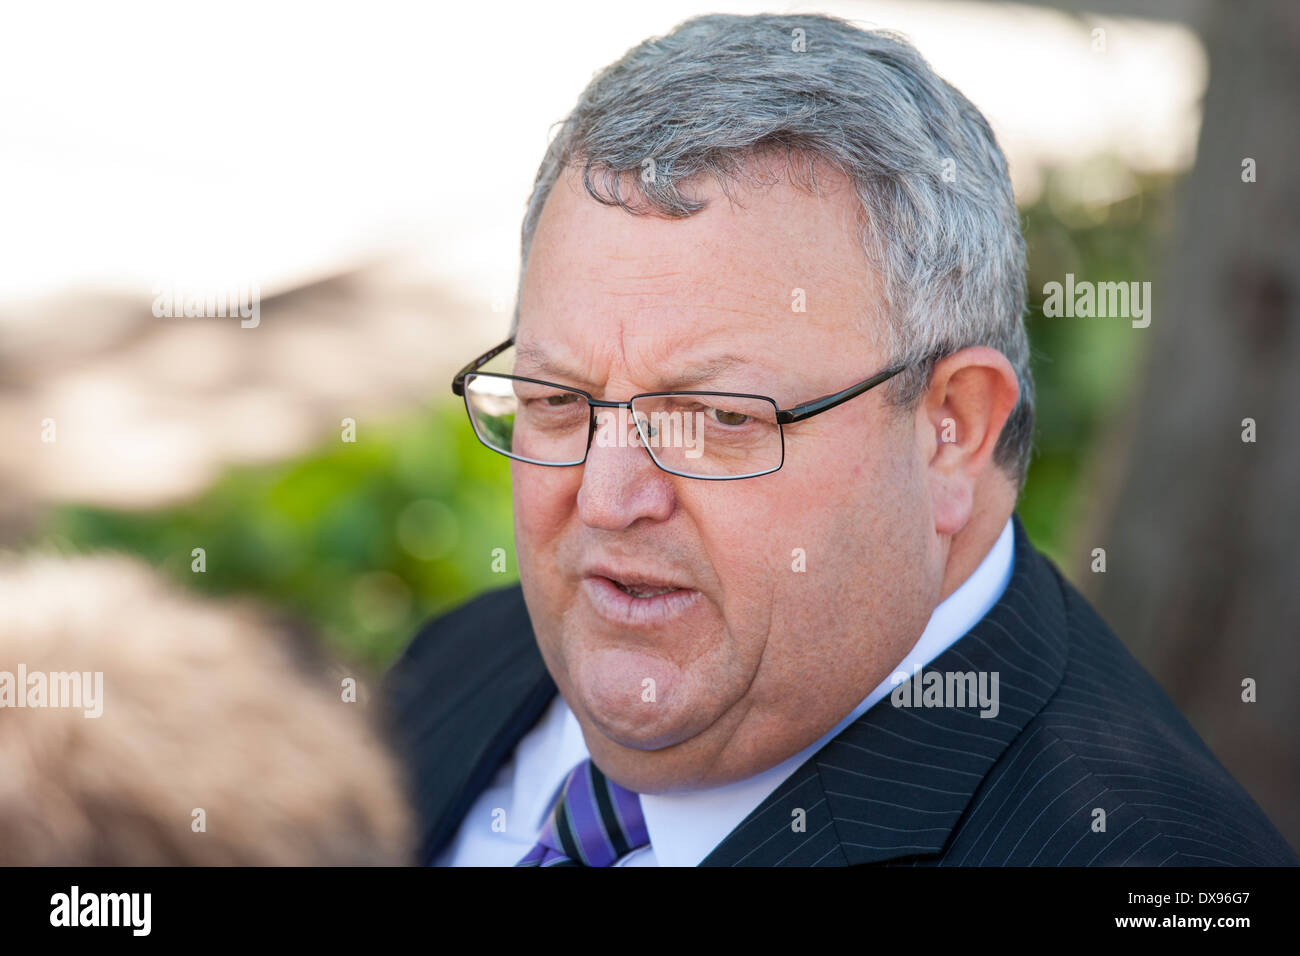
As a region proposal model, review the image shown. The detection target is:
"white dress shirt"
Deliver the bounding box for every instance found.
[435,518,1015,866]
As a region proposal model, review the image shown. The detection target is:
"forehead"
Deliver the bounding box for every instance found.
[516,156,883,383]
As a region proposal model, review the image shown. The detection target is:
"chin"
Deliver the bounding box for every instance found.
[567,645,719,752]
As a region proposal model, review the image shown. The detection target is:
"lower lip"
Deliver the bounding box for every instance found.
[581,576,701,628]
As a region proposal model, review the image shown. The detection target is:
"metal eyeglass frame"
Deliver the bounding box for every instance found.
[450,337,909,480]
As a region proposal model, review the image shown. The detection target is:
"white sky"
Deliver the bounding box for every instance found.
[0,0,1206,309]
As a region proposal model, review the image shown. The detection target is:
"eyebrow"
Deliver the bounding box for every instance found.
[514,342,759,392]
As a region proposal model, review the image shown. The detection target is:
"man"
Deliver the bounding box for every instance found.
[383,13,1296,866]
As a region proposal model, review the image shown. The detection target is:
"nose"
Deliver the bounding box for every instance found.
[576,413,676,531]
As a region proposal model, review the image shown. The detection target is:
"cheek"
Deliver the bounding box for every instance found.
[697,470,862,711]
[755,427,912,617]
[686,481,807,647]
[512,464,575,563]
[689,484,783,583]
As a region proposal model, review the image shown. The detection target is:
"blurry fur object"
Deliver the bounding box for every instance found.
[0,551,414,865]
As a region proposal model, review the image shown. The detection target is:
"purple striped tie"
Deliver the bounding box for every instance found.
[516,758,650,867]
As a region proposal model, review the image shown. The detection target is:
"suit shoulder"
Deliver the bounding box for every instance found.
[401,583,529,657]
[969,565,1297,865]
[382,584,532,714]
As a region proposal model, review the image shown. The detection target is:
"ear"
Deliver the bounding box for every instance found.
[918,347,1021,537]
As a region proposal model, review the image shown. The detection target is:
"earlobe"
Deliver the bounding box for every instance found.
[923,395,978,537]
[930,470,973,537]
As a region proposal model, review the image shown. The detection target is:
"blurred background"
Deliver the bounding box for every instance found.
[2,0,1296,849]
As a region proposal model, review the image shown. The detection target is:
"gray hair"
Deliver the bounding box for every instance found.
[512,12,1034,485]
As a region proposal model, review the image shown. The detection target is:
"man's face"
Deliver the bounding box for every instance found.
[512,157,943,793]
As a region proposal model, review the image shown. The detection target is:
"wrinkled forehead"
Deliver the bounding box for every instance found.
[515,160,886,394]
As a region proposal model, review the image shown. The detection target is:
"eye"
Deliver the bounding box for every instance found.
[520,391,580,410]
[542,393,581,407]
[706,406,750,427]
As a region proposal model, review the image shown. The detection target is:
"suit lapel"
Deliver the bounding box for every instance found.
[423,663,555,864]
[700,514,1070,866]
[385,585,557,865]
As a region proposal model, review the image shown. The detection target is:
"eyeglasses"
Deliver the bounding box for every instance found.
[450,338,908,480]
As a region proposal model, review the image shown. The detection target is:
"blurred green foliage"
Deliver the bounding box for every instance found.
[33,158,1174,667]
[1017,160,1174,567]
[39,404,517,669]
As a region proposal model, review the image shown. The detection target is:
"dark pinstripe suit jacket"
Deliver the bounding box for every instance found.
[383,515,1297,866]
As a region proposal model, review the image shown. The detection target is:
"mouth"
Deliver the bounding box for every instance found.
[580,572,701,628]
[611,580,679,598]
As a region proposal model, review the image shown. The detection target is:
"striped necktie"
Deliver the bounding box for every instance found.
[516,758,650,866]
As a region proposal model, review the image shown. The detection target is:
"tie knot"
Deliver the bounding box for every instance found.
[516,758,649,867]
